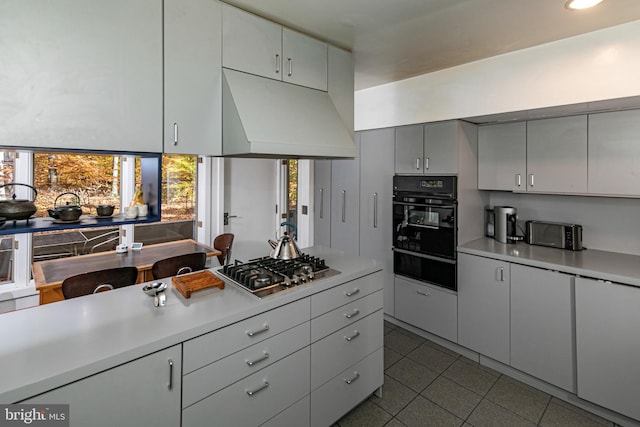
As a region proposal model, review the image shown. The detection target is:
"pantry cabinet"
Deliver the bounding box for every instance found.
[22,345,182,427]
[0,0,163,152]
[222,4,327,91]
[510,264,575,392]
[164,0,222,155]
[575,277,640,421]
[330,134,360,255]
[588,109,640,196]
[457,253,510,364]
[313,160,332,248]
[395,121,460,174]
[360,128,395,316]
[477,122,527,191]
[526,115,588,193]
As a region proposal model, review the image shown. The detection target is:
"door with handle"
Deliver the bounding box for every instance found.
[330,138,360,255]
[223,158,278,260]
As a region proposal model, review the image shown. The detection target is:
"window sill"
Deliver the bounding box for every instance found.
[0,282,38,302]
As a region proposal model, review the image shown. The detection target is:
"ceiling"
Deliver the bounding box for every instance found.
[223,0,640,91]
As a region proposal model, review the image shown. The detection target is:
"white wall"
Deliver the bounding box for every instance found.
[489,192,640,256]
[355,20,640,130]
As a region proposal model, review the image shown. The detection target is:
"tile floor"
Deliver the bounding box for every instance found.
[335,321,618,427]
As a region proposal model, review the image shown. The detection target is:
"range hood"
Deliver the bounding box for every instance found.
[222,68,357,159]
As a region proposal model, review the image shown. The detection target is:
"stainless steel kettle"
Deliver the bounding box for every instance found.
[268,222,302,260]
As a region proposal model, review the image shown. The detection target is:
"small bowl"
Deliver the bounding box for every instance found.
[96,205,115,217]
[142,281,167,296]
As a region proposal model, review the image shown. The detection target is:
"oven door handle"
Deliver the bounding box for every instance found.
[392,247,457,264]
[393,201,456,209]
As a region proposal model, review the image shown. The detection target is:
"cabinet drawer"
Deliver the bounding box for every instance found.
[395,277,457,342]
[183,321,309,408]
[261,396,310,427]
[310,348,383,427]
[311,271,382,318]
[311,290,383,342]
[183,298,310,373]
[311,309,383,390]
[182,347,310,427]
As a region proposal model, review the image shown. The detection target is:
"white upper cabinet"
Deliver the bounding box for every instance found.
[282,28,328,91]
[164,0,222,155]
[526,115,588,193]
[478,122,527,191]
[222,4,327,91]
[588,109,640,196]
[395,121,461,174]
[0,0,163,152]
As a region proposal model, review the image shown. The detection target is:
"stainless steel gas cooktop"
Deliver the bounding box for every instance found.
[217,254,340,298]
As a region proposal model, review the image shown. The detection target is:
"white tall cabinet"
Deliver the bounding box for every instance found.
[329,135,360,255]
[164,0,222,155]
[313,160,332,248]
[359,128,395,316]
[0,0,163,152]
[575,277,640,421]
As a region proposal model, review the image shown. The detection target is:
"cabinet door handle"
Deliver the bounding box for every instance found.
[345,308,360,319]
[516,174,521,187]
[345,288,360,297]
[246,380,269,396]
[168,358,174,390]
[373,192,378,228]
[275,54,280,74]
[416,289,430,296]
[341,190,346,222]
[246,324,270,337]
[287,57,292,77]
[416,157,421,170]
[246,352,270,367]
[345,331,360,342]
[344,372,360,385]
[425,157,429,170]
[173,123,178,146]
[496,267,505,282]
[529,174,534,187]
[319,188,324,219]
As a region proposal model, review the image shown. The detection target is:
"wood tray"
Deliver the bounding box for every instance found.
[171,270,224,299]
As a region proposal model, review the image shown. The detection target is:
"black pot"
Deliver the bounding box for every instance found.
[0,183,38,221]
[51,192,83,221]
[96,205,115,217]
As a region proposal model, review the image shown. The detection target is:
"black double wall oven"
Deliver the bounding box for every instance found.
[392,175,457,291]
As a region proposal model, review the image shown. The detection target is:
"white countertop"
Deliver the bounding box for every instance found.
[0,246,381,403]
[458,238,640,287]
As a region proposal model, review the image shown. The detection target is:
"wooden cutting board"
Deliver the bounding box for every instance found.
[172,270,224,299]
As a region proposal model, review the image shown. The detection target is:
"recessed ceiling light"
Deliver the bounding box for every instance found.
[565,0,604,10]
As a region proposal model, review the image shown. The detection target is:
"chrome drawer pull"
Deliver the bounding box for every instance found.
[246,380,269,396]
[168,359,174,390]
[344,372,360,385]
[246,324,270,337]
[345,309,360,319]
[246,352,270,367]
[344,288,360,297]
[416,290,430,297]
[345,331,360,342]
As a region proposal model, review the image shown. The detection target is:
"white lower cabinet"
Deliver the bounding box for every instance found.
[261,396,310,427]
[575,277,640,421]
[182,347,310,427]
[310,348,384,427]
[457,253,510,364]
[510,264,575,392]
[394,276,457,342]
[22,345,182,427]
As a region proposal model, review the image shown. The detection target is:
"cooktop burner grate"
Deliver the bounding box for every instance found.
[217,254,340,298]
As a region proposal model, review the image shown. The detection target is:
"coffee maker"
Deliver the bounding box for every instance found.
[489,206,520,244]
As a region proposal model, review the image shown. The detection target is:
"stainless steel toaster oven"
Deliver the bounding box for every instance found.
[525,221,583,251]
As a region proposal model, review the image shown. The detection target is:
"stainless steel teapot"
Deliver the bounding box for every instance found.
[268,221,302,260]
